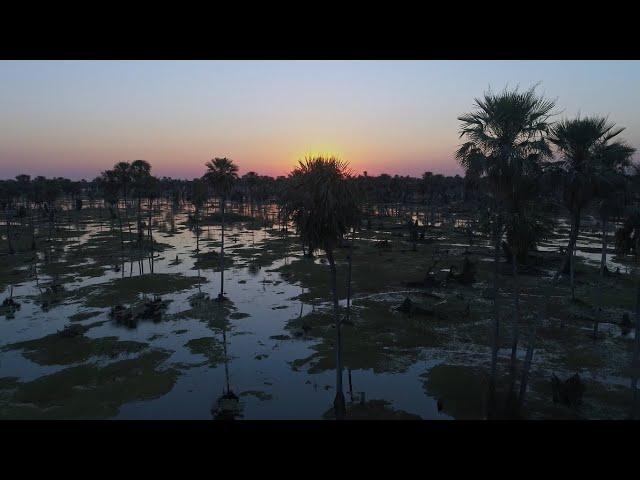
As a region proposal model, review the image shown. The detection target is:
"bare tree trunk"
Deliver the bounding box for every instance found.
[327,248,345,419]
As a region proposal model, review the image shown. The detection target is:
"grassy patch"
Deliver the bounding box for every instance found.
[0,350,178,419]
[78,273,204,308]
[2,328,147,366]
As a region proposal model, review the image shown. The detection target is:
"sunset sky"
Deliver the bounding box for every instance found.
[1,60,639,180]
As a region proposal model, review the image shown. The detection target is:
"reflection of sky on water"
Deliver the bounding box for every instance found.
[2,205,633,419]
[0,205,448,419]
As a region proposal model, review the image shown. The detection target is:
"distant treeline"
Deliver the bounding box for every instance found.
[0,167,468,212]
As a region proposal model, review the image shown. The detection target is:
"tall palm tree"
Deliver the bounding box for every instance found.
[0,180,18,254]
[591,141,635,338]
[281,156,360,419]
[204,157,239,301]
[99,169,125,255]
[113,161,132,238]
[130,160,152,247]
[456,85,555,417]
[549,116,628,299]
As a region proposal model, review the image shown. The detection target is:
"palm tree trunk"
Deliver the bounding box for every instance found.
[571,213,581,297]
[5,208,14,254]
[510,249,520,368]
[327,248,345,419]
[148,198,154,274]
[517,314,537,414]
[136,196,143,246]
[115,202,124,253]
[346,230,353,322]
[488,218,501,418]
[507,249,521,409]
[555,210,580,282]
[123,194,132,241]
[29,209,36,251]
[218,195,225,300]
[222,326,230,394]
[570,247,576,301]
[594,215,607,339]
[632,272,640,419]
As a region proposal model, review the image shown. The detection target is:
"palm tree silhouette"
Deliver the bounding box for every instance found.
[457,85,555,417]
[204,157,239,301]
[591,140,635,337]
[113,161,132,238]
[130,159,152,247]
[549,116,629,300]
[281,156,360,419]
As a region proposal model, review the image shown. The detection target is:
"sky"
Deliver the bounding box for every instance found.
[1,60,639,180]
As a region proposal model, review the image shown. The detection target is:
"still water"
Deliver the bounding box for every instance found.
[0,205,447,419]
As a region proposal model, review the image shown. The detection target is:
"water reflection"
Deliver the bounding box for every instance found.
[212,327,243,420]
[1,201,637,419]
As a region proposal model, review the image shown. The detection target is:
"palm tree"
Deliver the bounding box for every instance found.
[281,156,360,419]
[99,169,125,255]
[130,160,152,247]
[457,85,555,417]
[591,141,635,338]
[113,161,132,238]
[0,180,18,254]
[549,116,629,300]
[204,157,239,301]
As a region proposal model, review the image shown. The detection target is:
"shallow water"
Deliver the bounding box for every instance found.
[0,205,449,419]
[1,205,637,420]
